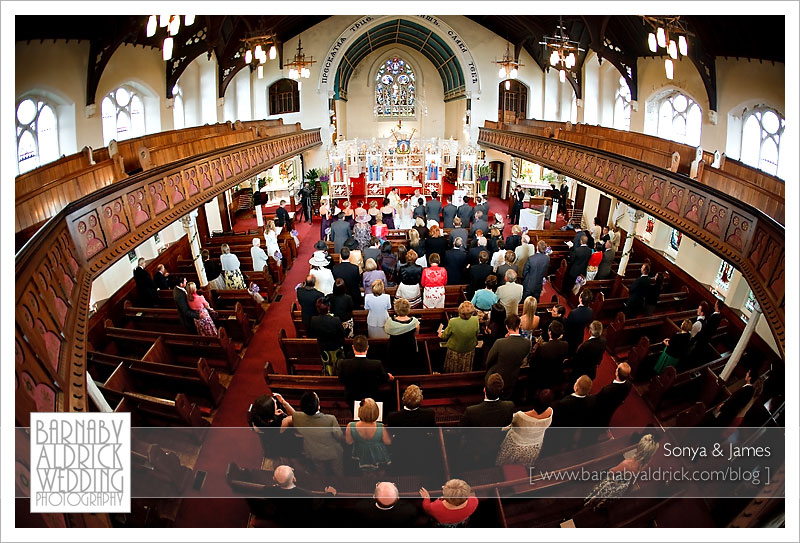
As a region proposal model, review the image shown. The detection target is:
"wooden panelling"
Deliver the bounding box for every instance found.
[15,122,322,425]
[478,125,784,356]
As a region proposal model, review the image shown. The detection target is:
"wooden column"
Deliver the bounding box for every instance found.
[218,192,232,232]
[196,203,210,246]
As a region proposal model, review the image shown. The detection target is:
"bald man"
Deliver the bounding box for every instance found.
[357,481,418,527]
[258,465,336,526]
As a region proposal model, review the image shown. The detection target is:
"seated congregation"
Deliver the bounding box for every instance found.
[90,186,780,529]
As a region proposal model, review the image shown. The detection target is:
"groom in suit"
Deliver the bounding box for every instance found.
[173,276,201,333]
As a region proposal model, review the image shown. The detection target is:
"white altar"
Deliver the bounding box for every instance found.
[519,208,545,230]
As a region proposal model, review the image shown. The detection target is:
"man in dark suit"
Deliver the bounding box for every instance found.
[703,298,725,341]
[442,197,458,228]
[485,315,532,400]
[467,237,488,266]
[356,482,418,528]
[461,373,515,427]
[275,199,291,229]
[567,320,607,381]
[444,238,468,285]
[460,374,515,468]
[470,210,489,237]
[596,240,615,280]
[385,384,437,476]
[332,247,363,307]
[715,368,757,427]
[564,234,592,292]
[529,320,569,391]
[624,263,651,318]
[413,197,426,221]
[551,375,595,428]
[338,335,393,404]
[564,290,594,354]
[297,275,324,330]
[522,241,551,301]
[329,213,351,254]
[449,217,469,249]
[154,264,170,290]
[593,362,632,427]
[456,196,473,226]
[133,257,157,306]
[510,186,525,225]
[477,194,491,220]
[466,250,493,300]
[173,276,200,333]
[425,191,442,224]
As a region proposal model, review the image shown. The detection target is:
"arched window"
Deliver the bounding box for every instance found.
[16,97,59,174]
[740,106,783,176]
[101,85,145,146]
[656,91,701,146]
[713,260,734,293]
[172,84,185,130]
[375,57,415,118]
[269,79,300,115]
[614,76,631,131]
[498,79,527,122]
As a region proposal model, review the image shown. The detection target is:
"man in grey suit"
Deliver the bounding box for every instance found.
[329,213,351,254]
[470,210,489,237]
[522,240,550,301]
[442,197,458,228]
[425,191,442,224]
[456,196,473,226]
[473,195,490,222]
[596,240,615,279]
[173,277,201,333]
[449,217,469,249]
[291,391,344,476]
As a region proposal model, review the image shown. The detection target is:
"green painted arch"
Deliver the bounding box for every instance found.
[334,18,466,102]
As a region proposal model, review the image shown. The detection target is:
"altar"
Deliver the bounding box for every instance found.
[519,208,545,230]
[327,123,479,200]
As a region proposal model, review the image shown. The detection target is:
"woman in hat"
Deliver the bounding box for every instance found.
[353,208,372,251]
[308,251,334,295]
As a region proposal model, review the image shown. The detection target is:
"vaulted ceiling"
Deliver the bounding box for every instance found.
[16,14,784,110]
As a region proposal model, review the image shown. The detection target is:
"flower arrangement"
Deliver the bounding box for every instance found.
[545,246,553,255]
[249,282,260,295]
[575,275,586,287]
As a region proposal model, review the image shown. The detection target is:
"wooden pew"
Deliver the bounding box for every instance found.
[105,381,210,427]
[154,288,266,322]
[641,351,733,413]
[603,310,696,358]
[644,366,731,425]
[277,328,434,375]
[591,287,689,323]
[291,306,451,338]
[87,349,225,407]
[123,299,253,345]
[263,362,393,424]
[174,263,278,299]
[103,319,239,372]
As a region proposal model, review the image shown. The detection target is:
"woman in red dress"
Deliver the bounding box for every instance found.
[421,252,447,308]
[419,479,478,527]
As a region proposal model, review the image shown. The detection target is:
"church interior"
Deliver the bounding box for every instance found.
[10,10,790,536]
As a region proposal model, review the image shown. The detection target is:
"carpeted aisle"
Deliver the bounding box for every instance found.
[173,214,317,528]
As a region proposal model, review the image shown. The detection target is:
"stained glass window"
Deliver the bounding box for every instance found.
[16,97,59,175]
[643,215,655,242]
[741,107,784,177]
[744,290,757,313]
[614,76,631,131]
[102,85,146,146]
[669,228,682,251]
[657,91,701,147]
[713,260,734,292]
[375,57,415,118]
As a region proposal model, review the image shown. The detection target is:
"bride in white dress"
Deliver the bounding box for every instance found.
[398,196,415,229]
[495,406,553,467]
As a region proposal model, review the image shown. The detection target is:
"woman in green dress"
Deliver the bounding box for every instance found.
[653,319,693,374]
[438,301,480,373]
[346,398,391,470]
